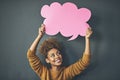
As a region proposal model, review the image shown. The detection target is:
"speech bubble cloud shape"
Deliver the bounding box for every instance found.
[41,2,91,41]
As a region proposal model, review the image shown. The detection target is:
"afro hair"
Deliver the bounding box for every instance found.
[39,38,61,57]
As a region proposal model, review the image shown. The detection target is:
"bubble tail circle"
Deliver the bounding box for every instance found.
[68,35,78,41]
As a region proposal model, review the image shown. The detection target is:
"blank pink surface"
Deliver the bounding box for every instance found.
[41,2,91,40]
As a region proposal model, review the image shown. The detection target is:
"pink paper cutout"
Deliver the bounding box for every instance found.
[41,2,91,41]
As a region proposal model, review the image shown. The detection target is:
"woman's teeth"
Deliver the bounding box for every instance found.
[55,59,60,63]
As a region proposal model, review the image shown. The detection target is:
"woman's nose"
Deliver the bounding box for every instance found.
[55,54,59,58]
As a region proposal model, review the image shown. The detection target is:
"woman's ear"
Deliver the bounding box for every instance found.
[46,58,50,63]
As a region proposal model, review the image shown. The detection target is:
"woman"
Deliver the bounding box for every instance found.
[27,24,93,80]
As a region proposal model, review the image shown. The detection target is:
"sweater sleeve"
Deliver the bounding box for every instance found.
[64,52,91,79]
[27,49,47,77]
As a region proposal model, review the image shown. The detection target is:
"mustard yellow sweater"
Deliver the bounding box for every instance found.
[27,49,90,80]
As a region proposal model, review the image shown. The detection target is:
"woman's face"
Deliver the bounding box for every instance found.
[46,48,63,67]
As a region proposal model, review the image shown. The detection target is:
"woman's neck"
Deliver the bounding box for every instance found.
[51,65,61,71]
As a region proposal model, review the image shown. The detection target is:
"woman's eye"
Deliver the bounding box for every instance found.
[51,54,55,57]
[57,51,60,55]
[58,51,60,53]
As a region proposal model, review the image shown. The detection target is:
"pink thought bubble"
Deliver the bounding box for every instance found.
[41,2,91,40]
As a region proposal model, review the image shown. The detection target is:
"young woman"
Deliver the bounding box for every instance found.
[27,24,93,80]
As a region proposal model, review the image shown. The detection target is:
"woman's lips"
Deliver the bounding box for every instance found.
[55,59,61,63]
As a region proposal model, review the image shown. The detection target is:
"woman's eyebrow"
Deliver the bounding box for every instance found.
[56,50,59,53]
[51,53,54,55]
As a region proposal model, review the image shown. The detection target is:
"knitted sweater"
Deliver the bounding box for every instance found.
[27,49,90,80]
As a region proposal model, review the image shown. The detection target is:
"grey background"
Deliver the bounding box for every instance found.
[0,0,120,80]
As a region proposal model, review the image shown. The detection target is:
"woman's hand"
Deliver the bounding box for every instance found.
[39,24,45,37]
[29,24,45,51]
[85,27,93,38]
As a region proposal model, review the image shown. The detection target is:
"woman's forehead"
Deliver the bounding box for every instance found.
[48,48,58,54]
